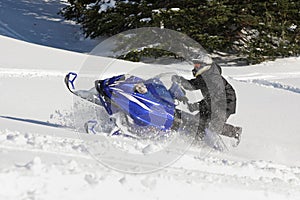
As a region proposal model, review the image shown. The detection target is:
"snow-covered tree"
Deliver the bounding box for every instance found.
[60,0,300,63]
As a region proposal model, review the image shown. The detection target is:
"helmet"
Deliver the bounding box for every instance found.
[192,55,212,66]
[191,55,212,77]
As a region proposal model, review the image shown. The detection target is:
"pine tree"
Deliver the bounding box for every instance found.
[60,0,300,63]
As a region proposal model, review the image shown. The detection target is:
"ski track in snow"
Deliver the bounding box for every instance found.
[0,19,28,41]
[234,79,300,94]
[3,65,300,95]
[0,0,100,53]
[0,68,66,78]
[229,72,300,95]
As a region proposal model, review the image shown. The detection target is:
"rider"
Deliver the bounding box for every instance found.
[172,56,241,141]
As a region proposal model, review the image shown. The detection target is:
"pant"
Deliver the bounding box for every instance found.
[172,109,238,138]
[197,110,238,138]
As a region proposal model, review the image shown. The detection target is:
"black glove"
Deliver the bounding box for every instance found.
[188,99,210,113]
[187,102,199,112]
[177,96,188,104]
[171,75,183,83]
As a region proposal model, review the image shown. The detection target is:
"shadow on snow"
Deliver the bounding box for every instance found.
[0,115,67,129]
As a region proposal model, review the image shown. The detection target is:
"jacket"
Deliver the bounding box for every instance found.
[180,62,236,116]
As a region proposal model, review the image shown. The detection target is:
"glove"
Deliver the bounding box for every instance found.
[188,99,210,113]
[171,75,182,83]
[177,96,188,104]
[187,102,199,112]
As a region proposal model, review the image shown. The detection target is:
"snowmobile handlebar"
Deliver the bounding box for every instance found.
[65,72,78,92]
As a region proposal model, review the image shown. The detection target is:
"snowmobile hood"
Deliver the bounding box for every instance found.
[100,74,178,131]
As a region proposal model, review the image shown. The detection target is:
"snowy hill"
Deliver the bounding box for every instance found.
[1,35,300,200]
[0,0,99,52]
[1,0,300,198]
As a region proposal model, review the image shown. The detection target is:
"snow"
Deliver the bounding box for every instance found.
[288,24,297,31]
[140,18,152,23]
[1,36,300,200]
[98,0,116,13]
[1,1,300,199]
[0,0,100,52]
[170,8,180,12]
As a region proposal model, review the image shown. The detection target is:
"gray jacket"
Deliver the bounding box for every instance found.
[180,62,236,117]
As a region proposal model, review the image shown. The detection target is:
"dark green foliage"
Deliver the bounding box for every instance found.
[117,48,179,62]
[60,0,300,64]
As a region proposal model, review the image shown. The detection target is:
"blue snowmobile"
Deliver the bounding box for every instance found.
[64,72,239,149]
[64,72,191,136]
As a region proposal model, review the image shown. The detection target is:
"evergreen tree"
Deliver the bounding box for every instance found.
[60,0,300,64]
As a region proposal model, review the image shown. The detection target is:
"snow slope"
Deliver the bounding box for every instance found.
[0,0,99,52]
[1,1,300,197]
[1,35,300,200]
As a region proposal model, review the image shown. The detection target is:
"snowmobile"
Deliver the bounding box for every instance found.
[65,72,188,131]
[64,72,241,149]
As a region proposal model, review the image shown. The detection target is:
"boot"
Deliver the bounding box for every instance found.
[233,126,242,146]
[221,123,242,146]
